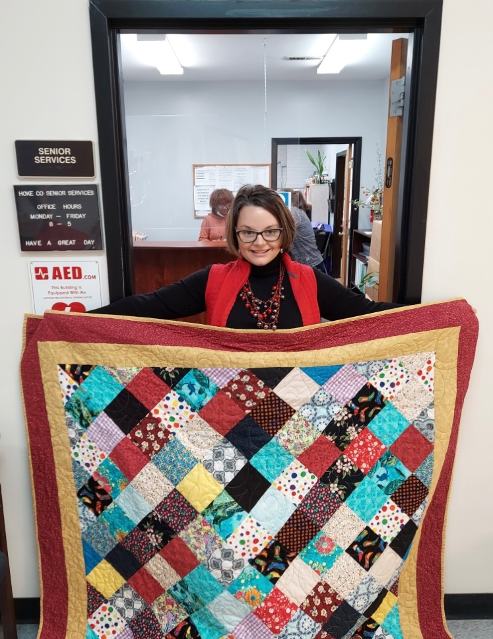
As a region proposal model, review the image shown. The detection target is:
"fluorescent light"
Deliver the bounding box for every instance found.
[134,34,183,75]
[317,34,368,74]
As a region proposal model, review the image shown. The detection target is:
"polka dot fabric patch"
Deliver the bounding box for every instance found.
[369,359,412,401]
[273,460,318,504]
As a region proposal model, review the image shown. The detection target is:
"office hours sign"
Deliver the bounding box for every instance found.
[29,261,102,314]
[14,185,102,251]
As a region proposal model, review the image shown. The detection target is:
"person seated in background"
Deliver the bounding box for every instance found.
[287,189,327,272]
[93,184,398,327]
[198,188,234,241]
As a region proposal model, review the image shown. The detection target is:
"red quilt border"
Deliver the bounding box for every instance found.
[20,299,478,639]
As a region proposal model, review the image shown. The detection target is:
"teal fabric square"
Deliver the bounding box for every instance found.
[228,563,273,603]
[99,503,135,539]
[184,564,224,604]
[203,490,248,539]
[72,458,90,490]
[82,539,101,574]
[207,590,251,632]
[114,485,152,524]
[86,626,98,639]
[250,438,294,482]
[344,477,388,522]
[299,530,343,576]
[300,365,342,385]
[367,403,409,446]
[152,436,197,485]
[66,366,124,427]
[381,602,403,639]
[95,456,128,498]
[174,368,220,411]
[415,452,434,488]
[250,486,296,536]
[367,450,411,496]
[191,606,228,639]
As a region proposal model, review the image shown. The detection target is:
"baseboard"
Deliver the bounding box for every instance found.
[12,593,493,624]
[444,593,493,620]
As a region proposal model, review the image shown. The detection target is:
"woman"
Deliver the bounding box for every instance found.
[287,189,326,273]
[198,188,234,241]
[93,185,397,328]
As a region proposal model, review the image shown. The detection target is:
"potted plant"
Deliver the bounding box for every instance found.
[306,149,327,184]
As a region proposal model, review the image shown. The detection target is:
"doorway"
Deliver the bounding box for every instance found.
[89,0,442,305]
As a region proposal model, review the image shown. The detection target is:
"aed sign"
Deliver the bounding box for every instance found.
[14,184,102,251]
[29,260,102,314]
[15,140,95,178]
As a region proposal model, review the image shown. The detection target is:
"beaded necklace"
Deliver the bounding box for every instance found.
[239,262,285,330]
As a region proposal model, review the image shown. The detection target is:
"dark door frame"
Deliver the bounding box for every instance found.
[89,0,442,304]
[272,137,361,281]
[333,150,349,280]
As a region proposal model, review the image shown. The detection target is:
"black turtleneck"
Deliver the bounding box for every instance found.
[91,254,399,326]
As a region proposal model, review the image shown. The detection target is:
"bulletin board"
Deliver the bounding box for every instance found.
[193,163,271,218]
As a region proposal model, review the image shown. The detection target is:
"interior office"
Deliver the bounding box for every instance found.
[1,0,492,622]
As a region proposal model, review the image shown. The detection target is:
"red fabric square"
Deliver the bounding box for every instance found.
[128,566,165,604]
[199,391,246,435]
[253,587,298,633]
[127,412,173,459]
[125,367,170,410]
[223,371,270,412]
[301,581,343,623]
[298,436,341,477]
[159,536,199,577]
[110,437,148,480]
[344,428,387,474]
[390,425,433,472]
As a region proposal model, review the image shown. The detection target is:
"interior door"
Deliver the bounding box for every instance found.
[332,152,346,279]
[340,144,353,286]
[378,38,408,301]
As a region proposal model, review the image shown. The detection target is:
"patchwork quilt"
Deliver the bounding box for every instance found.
[20,300,478,639]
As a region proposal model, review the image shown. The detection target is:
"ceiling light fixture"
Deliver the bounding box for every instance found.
[317,34,368,74]
[135,34,183,75]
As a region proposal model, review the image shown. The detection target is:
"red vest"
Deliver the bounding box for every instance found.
[205,253,320,327]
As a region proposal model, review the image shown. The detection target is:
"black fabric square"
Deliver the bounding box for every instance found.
[225,462,271,512]
[77,475,113,516]
[104,388,149,434]
[59,364,94,385]
[137,510,176,551]
[346,527,387,571]
[105,543,142,580]
[151,366,190,388]
[320,455,365,501]
[364,588,388,618]
[249,538,296,584]
[248,367,293,389]
[389,519,418,559]
[323,601,364,639]
[225,415,272,459]
[351,617,380,639]
[323,383,387,451]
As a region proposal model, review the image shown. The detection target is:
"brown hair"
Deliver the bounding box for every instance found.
[209,188,234,214]
[286,188,311,213]
[226,184,296,255]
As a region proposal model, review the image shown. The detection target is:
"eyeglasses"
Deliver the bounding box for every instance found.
[236,228,283,243]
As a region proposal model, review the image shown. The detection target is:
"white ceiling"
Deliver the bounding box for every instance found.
[120,33,409,82]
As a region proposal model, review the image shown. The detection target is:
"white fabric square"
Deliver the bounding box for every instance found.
[273,368,320,410]
[276,556,321,605]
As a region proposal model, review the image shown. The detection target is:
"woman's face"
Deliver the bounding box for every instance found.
[236,205,283,267]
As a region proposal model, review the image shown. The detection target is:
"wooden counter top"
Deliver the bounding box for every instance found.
[132,240,234,324]
[133,240,228,249]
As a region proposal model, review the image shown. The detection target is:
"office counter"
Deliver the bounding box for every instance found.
[133,240,234,324]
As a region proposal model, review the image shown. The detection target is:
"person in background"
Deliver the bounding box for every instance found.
[92,184,398,328]
[287,189,326,272]
[198,188,234,241]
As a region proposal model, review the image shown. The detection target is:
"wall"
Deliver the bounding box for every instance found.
[0,0,491,600]
[123,80,387,240]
